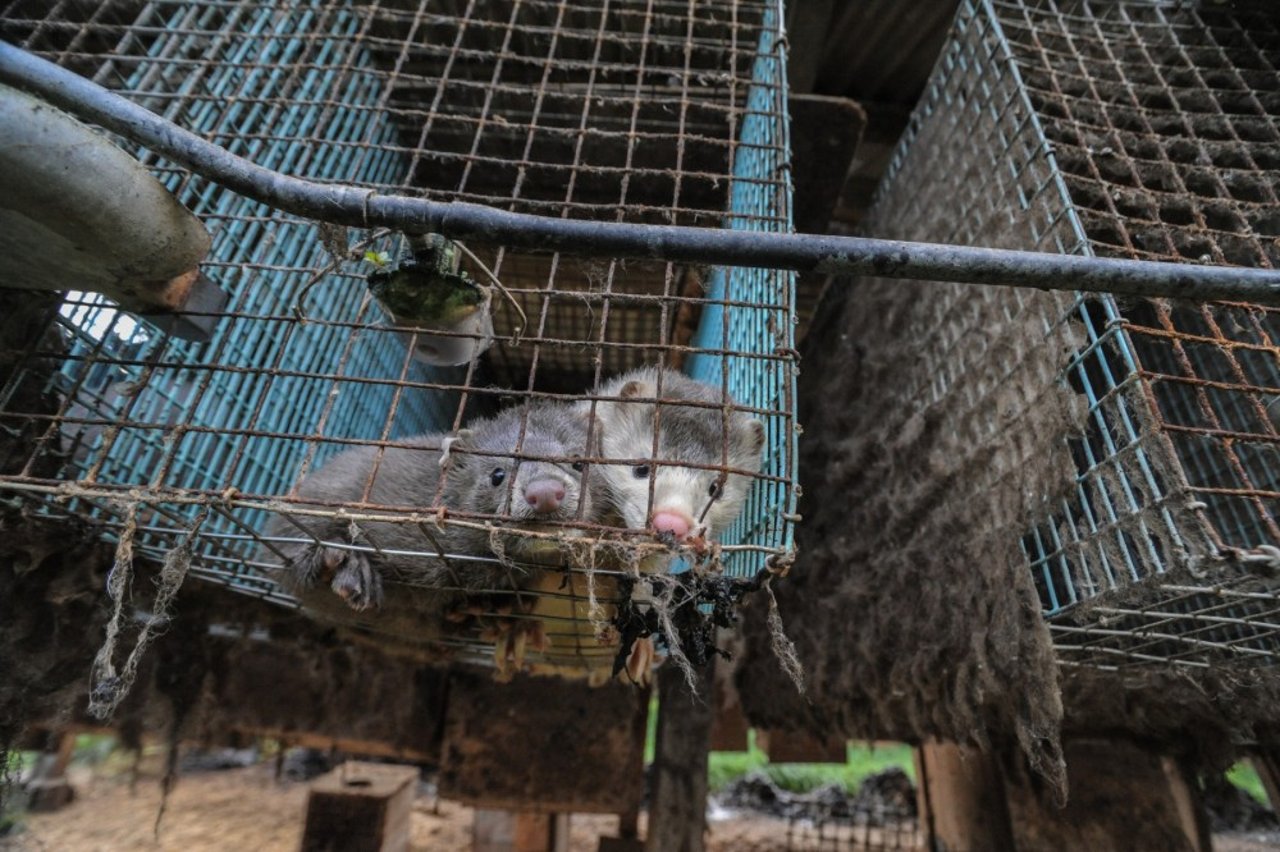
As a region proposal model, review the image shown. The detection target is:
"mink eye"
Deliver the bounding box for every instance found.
[571,461,586,472]
[632,464,651,479]
[708,480,721,498]
[490,468,506,487]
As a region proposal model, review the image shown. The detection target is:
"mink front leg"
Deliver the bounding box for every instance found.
[329,548,383,611]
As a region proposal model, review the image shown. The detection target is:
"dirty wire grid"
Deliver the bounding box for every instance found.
[0,0,797,678]
[870,0,1280,671]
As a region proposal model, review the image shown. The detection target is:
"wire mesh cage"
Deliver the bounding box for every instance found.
[867,0,1280,671]
[0,0,798,682]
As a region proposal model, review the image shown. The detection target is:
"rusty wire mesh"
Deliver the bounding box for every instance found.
[0,0,797,679]
[864,0,1280,672]
[1004,0,1280,670]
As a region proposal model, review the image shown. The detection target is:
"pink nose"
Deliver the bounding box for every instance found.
[650,510,692,541]
[524,478,566,514]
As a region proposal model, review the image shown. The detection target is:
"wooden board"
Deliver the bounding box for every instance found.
[473,810,570,852]
[916,741,1015,852]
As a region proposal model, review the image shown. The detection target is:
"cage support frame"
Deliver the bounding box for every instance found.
[2,40,1279,306]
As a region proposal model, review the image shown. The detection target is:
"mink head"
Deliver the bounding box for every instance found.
[442,402,599,550]
[585,367,766,543]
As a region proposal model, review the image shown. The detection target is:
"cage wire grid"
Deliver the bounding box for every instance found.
[0,0,798,677]
[783,812,922,852]
[875,0,1280,672]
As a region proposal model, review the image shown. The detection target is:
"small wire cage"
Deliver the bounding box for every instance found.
[871,0,1280,671]
[0,0,798,679]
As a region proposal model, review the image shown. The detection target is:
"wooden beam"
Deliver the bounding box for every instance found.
[757,729,846,764]
[300,761,418,852]
[645,663,712,852]
[598,838,644,852]
[196,634,449,761]
[789,94,866,235]
[788,93,866,341]
[785,0,837,94]
[438,670,645,814]
[25,730,78,812]
[239,728,435,764]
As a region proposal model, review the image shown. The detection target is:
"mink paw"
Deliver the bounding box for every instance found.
[328,549,383,611]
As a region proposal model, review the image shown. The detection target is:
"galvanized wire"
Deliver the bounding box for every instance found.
[0,0,796,677]
[929,0,1280,670]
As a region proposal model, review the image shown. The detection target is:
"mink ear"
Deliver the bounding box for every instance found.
[439,428,475,469]
[619,379,649,400]
[745,419,767,455]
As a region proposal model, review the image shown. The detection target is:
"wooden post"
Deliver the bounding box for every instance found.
[599,685,649,852]
[25,729,77,812]
[645,663,712,852]
[915,741,1015,852]
[300,761,419,852]
[757,729,846,764]
[1253,749,1280,811]
[708,665,749,753]
[1163,757,1213,852]
[473,810,569,852]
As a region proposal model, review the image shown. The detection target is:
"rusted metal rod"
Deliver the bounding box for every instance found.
[3,42,1278,305]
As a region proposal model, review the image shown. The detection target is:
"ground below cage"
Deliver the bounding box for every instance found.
[7,762,1280,852]
[1,764,799,852]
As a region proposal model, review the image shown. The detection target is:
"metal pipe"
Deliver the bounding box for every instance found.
[3,42,1279,305]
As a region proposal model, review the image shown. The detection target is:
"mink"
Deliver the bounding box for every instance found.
[264,402,599,630]
[580,366,766,544]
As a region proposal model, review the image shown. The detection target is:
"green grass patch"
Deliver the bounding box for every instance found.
[3,750,34,779]
[707,733,915,794]
[1228,761,1270,806]
[644,697,915,796]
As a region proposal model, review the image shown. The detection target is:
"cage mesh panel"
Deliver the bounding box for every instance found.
[686,5,794,579]
[784,813,922,852]
[3,0,455,602]
[875,0,1279,671]
[0,0,796,673]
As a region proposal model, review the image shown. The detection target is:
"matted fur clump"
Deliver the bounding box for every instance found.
[735,270,1083,800]
[1059,657,1280,766]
